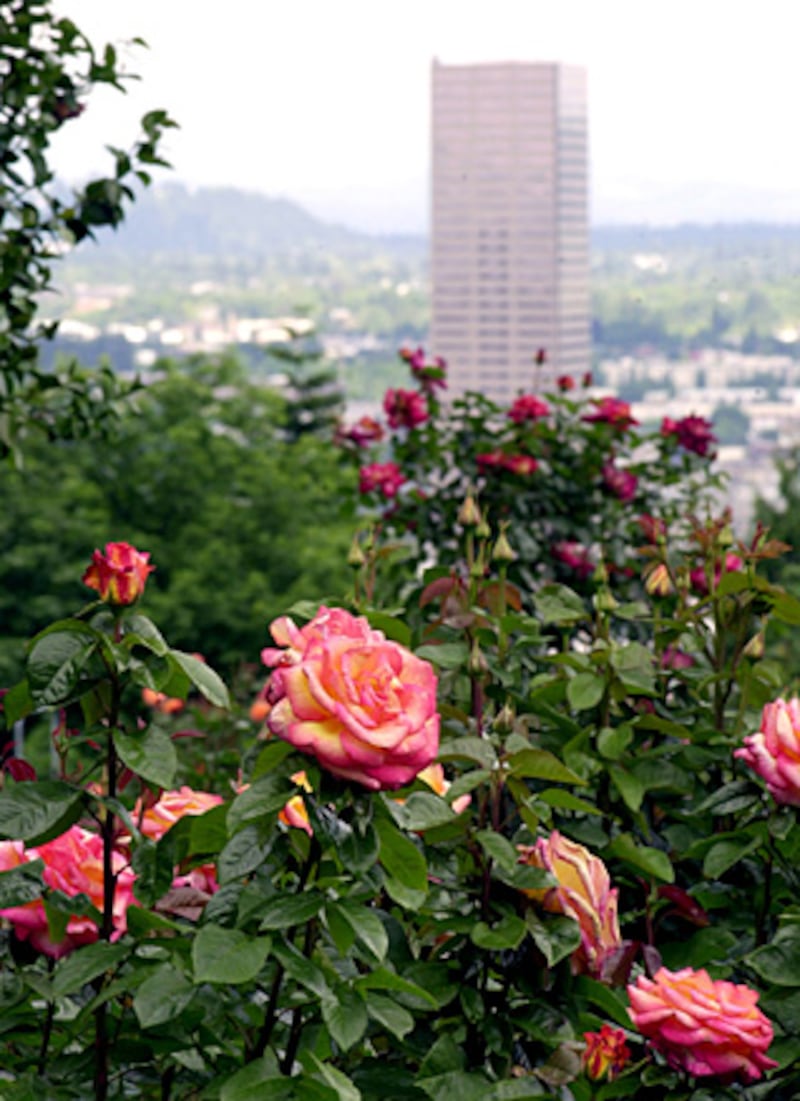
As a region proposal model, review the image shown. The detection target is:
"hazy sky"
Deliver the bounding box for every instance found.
[52,0,800,233]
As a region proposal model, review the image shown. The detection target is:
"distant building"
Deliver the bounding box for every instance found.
[430,60,590,400]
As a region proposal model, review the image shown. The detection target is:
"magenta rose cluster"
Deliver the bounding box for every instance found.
[261,606,439,790]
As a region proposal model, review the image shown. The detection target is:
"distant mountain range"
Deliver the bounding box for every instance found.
[79,182,800,262]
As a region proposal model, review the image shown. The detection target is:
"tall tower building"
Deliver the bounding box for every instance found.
[431,60,590,401]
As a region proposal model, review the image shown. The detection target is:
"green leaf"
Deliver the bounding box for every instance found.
[537,788,602,816]
[0,781,84,845]
[114,727,177,789]
[506,748,585,785]
[608,765,644,813]
[227,772,294,833]
[125,614,169,656]
[475,828,519,872]
[301,1053,362,1101]
[259,892,324,931]
[354,966,438,1007]
[597,725,634,761]
[169,649,230,709]
[364,611,411,647]
[365,992,415,1040]
[2,678,33,725]
[471,912,527,950]
[27,623,98,706]
[535,584,588,625]
[703,835,762,879]
[393,791,455,831]
[567,672,606,711]
[0,859,44,907]
[134,964,196,1028]
[610,641,656,694]
[438,738,497,768]
[52,942,128,997]
[417,1070,493,1101]
[218,824,272,885]
[414,641,469,670]
[322,987,368,1051]
[375,817,428,897]
[192,924,271,984]
[607,833,674,882]
[524,910,581,967]
[574,975,634,1029]
[326,900,388,961]
[272,939,330,997]
[748,925,800,986]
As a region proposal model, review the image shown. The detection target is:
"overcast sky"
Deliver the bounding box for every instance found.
[52,0,800,233]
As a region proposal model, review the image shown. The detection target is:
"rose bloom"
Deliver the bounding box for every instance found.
[383,388,428,430]
[335,415,384,448]
[661,645,695,671]
[735,697,800,806]
[628,966,777,1082]
[358,461,405,499]
[82,541,154,605]
[0,827,135,958]
[553,540,595,581]
[502,453,539,476]
[142,687,184,715]
[476,449,508,472]
[602,461,638,502]
[508,393,550,424]
[583,1024,631,1081]
[582,397,638,432]
[135,787,224,841]
[263,605,439,791]
[518,830,621,977]
[661,414,717,457]
[557,374,576,392]
[401,346,447,392]
[689,552,743,595]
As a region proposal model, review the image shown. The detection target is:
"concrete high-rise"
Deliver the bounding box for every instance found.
[430,60,590,401]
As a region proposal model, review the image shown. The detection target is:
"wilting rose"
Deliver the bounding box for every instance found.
[517,830,621,977]
[627,966,777,1082]
[735,697,800,806]
[582,397,638,432]
[583,1024,631,1081]
[279,771,313,835]
[689,552,743,595]
[508,394,550,423]
[142,687,184,715]
[553,541,595,580]
[383,388,428,430]
[82,541,154,605]
[358,461,405,499]
[602,462,638,502]
[335,415,385,448]
[0,827,135,958]
[416,763,471,814]
[135,787,224,841]
[263,606,439,790]
[661,414,716,457]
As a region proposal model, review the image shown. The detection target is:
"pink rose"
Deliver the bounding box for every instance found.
[135,787,224,841]
[582,397,638,432]
[0,827,135,958]
[401,345,447,392]
[335,416,385,448]
[690,552,743,595]
[358,461,405,499]
[517,830,621,977]
[602,461,638,502]
[661,414,716,457]
[82,541,154,605]
[628,966,777,1082]
[735,697,800,805]
[383,388,428,430]
[279,771,314,835]
[263,606,439,790]
[553,540,595,580]
[502,453,539,476]
[508,394,550,424]
[416,763,471,814]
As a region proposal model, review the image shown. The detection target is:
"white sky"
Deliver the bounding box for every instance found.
[51,0,800,233]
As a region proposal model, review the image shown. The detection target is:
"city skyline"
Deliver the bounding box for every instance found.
[56,0,800,234]
[431,61,590,399]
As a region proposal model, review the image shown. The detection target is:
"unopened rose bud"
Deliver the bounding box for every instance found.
[594,587,618,613]
[495,701,516,733]
[645,562,673,597]
[347,533,366,568]
[468,638,489,676]
[458,492,482,528]
[492,527,517,563]
[476,516,492,540]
